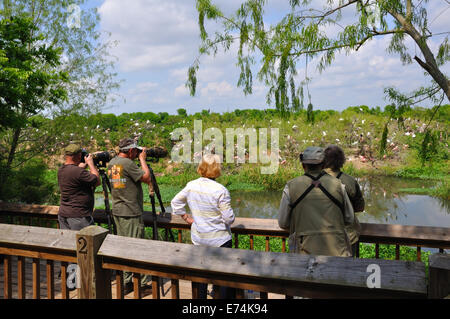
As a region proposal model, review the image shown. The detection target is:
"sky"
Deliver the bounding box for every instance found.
[87,0,449,115]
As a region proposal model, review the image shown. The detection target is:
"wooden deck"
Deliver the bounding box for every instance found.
[1,203,448,299]
[0,255,284,299]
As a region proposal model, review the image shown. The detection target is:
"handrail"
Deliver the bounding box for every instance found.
[0,223,78,299]
[98,232,427,299]
[1,203,449,251]
[1,223,448,299]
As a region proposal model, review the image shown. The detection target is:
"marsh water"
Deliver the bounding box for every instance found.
[229,176,450,228]
[96,176,449,228]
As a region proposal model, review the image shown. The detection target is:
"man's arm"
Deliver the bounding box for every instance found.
[81,153,100,187]
[138,147,151,184]
[351,181,365,213]
[278,184,292,230]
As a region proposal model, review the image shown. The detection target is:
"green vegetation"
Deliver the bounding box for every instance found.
[3,104,447,205]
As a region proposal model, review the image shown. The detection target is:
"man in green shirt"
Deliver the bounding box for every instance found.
[108,138,152,294]
[324,144,365,257]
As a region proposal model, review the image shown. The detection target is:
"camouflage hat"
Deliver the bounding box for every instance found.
[119,138,141,151]
[300,146,325,164]
[64,144,82,155]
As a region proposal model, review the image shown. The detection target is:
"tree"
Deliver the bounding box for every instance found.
[0,15,68,196]
[1,0,121,116]
[187,0,449,113]
[0,1,120,182]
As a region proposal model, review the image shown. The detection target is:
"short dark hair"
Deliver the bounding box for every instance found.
[324,145,346,170]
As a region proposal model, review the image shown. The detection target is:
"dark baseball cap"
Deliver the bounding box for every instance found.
[119,138,142,151]
[300,146,325,164]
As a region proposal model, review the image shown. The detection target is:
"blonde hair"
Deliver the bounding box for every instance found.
[197,154,221,179]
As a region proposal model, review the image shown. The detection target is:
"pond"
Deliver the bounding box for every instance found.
[229,176,450,228]
[96,176,450,228]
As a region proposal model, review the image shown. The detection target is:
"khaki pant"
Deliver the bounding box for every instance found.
[113,215,151,286]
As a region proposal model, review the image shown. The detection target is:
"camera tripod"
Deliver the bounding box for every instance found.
[98,168,115,234]
[147,164,175,242]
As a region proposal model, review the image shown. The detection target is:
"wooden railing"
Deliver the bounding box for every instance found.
[2,223,445,299]
[0,223,77,299]
[1,203,449,262]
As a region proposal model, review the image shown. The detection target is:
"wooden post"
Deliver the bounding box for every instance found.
[191,282,200,299]
[428,253,450,299]
[60,262,69,299]
[32,258,40,299]
[17,256,26,299]
[116,271,124,299]
[3,255,12,299]
[46,260,55,299]
[152,276,161,299]
[76,226,111,299]
[171,279,180,299]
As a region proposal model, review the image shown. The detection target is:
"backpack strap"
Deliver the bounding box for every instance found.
[317,183,345,214]
[288,171,326,210]
[336,171,343,179]
[289,171,345,215]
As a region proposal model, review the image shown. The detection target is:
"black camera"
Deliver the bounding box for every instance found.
[81,149,116,167]
[137,146,168,162]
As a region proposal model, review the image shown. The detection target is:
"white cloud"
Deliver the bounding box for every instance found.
[99,0,198,72]
[128,81,158,94]
[97,0,449,114]
[200,81,235,98]
[174,84,189,97]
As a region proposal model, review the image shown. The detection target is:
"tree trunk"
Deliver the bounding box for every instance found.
[0,127,21,198]
[6,127,21,170]
[389,10,450,102]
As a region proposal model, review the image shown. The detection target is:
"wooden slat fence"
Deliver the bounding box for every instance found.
[1,224,439,299]
[0,203,448,262]
[0,223,77,299]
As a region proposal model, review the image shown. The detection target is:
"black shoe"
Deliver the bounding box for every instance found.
[123,282,133,295]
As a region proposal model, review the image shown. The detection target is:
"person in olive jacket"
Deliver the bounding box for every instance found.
[278,146,354,257]
[324,144,365,256]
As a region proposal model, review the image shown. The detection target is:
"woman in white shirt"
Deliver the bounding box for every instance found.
[171,154,235,298]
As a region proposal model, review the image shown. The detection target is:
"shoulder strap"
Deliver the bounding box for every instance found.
[288,184,315,210]
[289,171,326,210]
[317,184,345,214]
[336,171,343,179]
[289,171,345,216]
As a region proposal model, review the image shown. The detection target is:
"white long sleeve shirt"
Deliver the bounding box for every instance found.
[171,177,235,247]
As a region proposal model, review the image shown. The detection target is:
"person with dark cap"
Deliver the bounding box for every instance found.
[107,138,151,294]
[58,143,100,231]
[278,146,354,257]
[324,144,365,256]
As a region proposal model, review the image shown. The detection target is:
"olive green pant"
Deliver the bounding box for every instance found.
[113,215,151,286]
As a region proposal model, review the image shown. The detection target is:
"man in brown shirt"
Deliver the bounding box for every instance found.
[58,144,100,230]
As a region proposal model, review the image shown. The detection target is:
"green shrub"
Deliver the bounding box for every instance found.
[2,158,58,204]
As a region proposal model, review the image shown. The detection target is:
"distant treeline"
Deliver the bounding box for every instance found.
[55,104,450,131]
